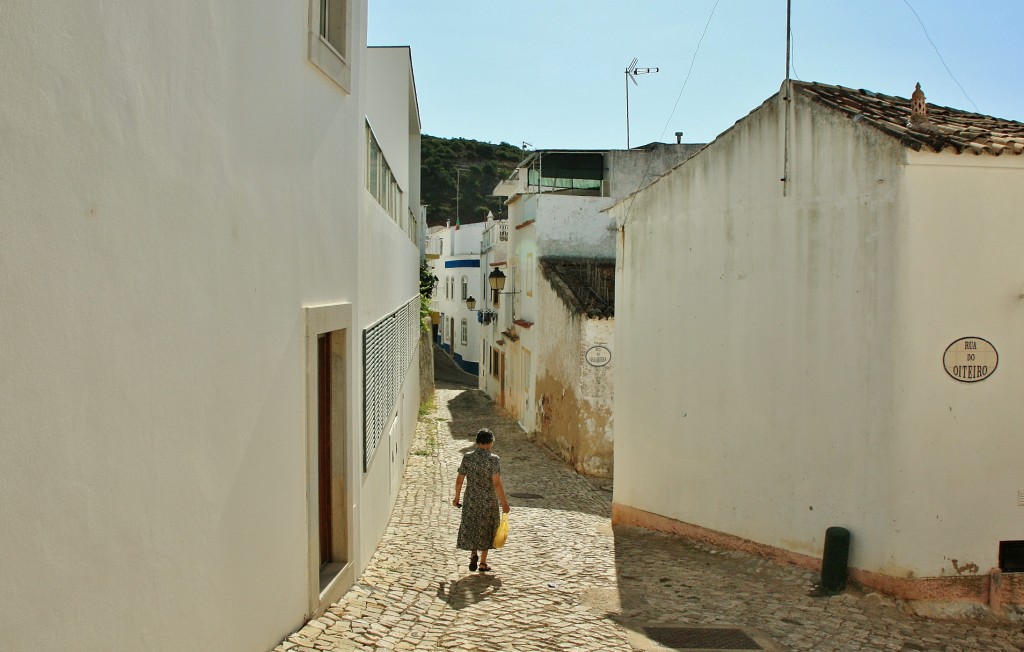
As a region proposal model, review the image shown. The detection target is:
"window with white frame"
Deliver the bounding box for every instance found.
[461,319,468,345]
[460,276,468,301]
[308,0,351,92]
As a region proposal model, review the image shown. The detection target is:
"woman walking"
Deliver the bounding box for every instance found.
[452,428,510,572]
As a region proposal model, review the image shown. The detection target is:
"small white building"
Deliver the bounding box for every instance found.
[1,3,422,650]
[610,81,1024,611]
[427,221,487,374]
[478,216,510,400]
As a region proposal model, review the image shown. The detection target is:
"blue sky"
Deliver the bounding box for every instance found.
[369,1,1023,150]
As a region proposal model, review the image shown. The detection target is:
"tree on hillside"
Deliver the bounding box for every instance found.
[420,136,524,227]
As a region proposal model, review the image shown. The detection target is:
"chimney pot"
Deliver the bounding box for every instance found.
[910,82,928,124]
[675,131,683,144]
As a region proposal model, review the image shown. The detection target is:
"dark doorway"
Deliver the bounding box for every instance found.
[317,333,333,568]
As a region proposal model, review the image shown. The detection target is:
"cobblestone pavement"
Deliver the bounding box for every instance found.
[276,385,1024,651]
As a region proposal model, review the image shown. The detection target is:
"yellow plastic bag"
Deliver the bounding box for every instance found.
[492,513,509,548]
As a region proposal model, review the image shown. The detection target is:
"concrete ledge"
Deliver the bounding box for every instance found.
[611,503,1023,613]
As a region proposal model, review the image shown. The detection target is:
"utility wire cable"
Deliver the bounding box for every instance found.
[619,0,722,228]
[659,0,723,142]
[901,0,978,112]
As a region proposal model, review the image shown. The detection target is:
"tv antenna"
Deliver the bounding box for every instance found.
[625,58,658,149]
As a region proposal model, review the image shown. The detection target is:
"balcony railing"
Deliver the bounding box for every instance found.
[482,219,509,252]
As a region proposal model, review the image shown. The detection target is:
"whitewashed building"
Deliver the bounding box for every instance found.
[427,221,487,374]
[1,3,422,650]
[477,216,510,402]
[610,81,1024,611]
[489,146,702,476]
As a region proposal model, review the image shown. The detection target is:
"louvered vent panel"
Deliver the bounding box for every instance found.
[363,296,419,471]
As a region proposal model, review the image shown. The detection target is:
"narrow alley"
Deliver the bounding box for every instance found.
[275,375,1024,652]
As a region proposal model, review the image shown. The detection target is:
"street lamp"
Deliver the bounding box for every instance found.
[465,295,495,324]
[488,268,507,292]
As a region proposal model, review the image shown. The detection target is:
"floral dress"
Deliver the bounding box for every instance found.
[456,448,501,551]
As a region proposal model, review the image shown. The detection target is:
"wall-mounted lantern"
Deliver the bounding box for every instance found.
[465,295,496,324]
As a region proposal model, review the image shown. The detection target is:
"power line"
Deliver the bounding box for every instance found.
[658,0,723,142]
[901,0,978,112]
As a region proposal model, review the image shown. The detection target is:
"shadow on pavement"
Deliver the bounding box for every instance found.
[437,575,503,610]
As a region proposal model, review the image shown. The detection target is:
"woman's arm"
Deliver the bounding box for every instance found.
[492,474,510,513]
[453,473,465,507]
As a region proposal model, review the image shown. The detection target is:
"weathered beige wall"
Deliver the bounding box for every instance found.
[534,277,614,477]
[613,89,909,574]
[614,87,1024,590]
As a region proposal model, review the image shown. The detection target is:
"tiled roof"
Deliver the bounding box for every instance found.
[539,258,615,319]
[796,81,1024,156]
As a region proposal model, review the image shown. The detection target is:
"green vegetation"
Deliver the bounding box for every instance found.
[413,410,439,457]
[419,259,438,331]
[421,135,525,227]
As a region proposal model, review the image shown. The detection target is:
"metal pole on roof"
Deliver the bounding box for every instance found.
[782,0,792,197]
[625,58,658,149]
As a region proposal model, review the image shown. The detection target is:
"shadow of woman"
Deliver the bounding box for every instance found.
[437,574,503,610]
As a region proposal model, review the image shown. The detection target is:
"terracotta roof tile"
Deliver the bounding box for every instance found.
[795,81,1024,156]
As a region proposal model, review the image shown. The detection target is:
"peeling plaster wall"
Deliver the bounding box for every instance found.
[535,277,614,477]
[612,87,1024,589]
[531,194,616,259]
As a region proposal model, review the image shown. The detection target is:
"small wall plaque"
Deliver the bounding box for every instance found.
[585,345,612,367]
[943,337,998,383]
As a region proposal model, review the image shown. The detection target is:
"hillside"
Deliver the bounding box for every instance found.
[421,135,525,227]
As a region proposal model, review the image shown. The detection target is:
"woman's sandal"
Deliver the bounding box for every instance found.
[478,563,491,573]
[469,552,478,572]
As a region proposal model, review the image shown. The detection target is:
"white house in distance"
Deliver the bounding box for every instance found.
[477,215,510,402]
[488,145,702,477]
[427,221,487,374]
[610,81,1024,612]
[1,2,422,650]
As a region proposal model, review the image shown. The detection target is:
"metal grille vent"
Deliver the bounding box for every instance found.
[644,627,762,650]
[363,296,419,471]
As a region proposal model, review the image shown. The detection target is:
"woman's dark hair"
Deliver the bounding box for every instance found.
[475,428,494,445]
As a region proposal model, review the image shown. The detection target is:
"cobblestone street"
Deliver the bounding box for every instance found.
[275,382,1024,652]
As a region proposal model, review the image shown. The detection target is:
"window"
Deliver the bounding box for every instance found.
[366,124,404,223]
[460,276,468,301]
[491,348,500,378]
[461,319,468,345]
[320,0,347,54]
[308,0,351,92]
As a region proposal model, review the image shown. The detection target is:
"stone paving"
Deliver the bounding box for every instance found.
[275,383,1024,651]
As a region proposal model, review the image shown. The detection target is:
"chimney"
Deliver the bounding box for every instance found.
[675,131,683,144]
[910,82,928,125]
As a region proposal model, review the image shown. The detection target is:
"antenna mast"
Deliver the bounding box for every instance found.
[625,58,659,149]
[782,0,792,197]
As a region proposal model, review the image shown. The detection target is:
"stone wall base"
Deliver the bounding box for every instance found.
[611,503,1023,616]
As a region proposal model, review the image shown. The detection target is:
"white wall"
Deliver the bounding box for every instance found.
[890,152,1024,577]
[613,88,1024,582]
[0,1,420,649]
[613,91,909,572]
[531,195,617,259]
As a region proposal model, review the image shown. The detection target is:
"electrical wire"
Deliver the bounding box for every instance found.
[901,0,978,112]
[658,0,723,142]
